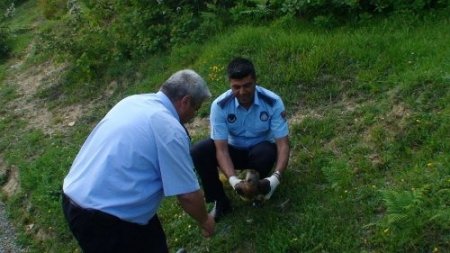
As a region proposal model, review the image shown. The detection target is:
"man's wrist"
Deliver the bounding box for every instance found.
[197,213,209,226]
[228,176,240,188]
[273,171,282,181]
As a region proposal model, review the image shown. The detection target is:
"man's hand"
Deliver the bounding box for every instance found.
[262,171,281,200]
[200,214,215,238]
[228,176,243,189]
[229,176,248,197]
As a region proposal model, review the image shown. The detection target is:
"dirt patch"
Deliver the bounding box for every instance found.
[1,165,20,198]
[0,50,101,252]
[0,156,19,198]
[7,59,95,135]
[185,117,210,136]
[0,157,7,182]
[0,155,23,252]
[290,108,324,125]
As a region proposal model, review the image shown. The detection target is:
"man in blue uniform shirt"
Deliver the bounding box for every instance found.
[191,57,290,221]
[62,69,215,252]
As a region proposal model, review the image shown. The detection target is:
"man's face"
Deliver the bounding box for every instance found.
[186,100,201,122]
[230,74,256,109]
[179,96,201,124]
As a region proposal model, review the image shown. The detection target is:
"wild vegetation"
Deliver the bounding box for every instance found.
[0,0,449,252]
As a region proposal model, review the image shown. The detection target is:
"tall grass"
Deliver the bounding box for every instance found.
[0,3,449,252]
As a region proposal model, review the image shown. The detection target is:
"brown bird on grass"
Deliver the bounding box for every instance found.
[235,169,271,203]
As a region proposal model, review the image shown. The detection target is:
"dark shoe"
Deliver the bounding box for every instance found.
[209,200,231,222]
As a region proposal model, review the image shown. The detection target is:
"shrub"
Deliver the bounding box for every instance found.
[38,0,67,19]
[39,0,449,97]
[0,28,10,60]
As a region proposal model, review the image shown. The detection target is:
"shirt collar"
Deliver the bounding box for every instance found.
[233,85,261,109]
[156,91,180,122]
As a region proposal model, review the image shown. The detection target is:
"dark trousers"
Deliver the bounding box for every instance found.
[190,138,277,203]
[62,193,168,253]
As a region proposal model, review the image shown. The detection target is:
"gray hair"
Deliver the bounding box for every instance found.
[160,69,211,106]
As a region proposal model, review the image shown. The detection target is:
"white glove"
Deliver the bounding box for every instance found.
[228,176,242,189]
[264,172,281,200]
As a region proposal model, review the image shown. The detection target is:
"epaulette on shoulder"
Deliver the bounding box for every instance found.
[217,93,235,109]
[257,90,276,107]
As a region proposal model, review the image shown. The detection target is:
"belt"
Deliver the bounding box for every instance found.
[63,192,84,210]
[62,193,124,224]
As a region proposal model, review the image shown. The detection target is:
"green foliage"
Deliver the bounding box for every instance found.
[0,1,14,60]
[38,1,227,98]
[38,0,449,101]
[273,0,449,21]
[38,0,66,19]
[375,176,450,251]
[321,159,353,190]
[0,28,10,60]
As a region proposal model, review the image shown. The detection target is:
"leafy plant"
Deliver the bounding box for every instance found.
[0,27,10,60]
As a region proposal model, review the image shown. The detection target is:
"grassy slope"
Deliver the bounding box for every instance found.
[0,2,449,252]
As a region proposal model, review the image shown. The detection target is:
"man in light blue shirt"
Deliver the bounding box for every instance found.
[62,69,215,252]
[191,58,290,221]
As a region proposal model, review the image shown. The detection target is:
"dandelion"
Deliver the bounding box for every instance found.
[208,65,224,82]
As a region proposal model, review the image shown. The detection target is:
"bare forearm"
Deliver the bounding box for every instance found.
[275,137,290,174]
[275,148,289,173]
[214,140,236,178]
[177,190,209,224]
[216,150,236,178]
[177,190,215,237]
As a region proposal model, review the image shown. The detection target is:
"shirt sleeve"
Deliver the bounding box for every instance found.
[152,115,200,196]
[271,99,289,139]
[210,101,228,140]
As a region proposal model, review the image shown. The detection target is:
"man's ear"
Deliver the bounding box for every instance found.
[181,95,191,107]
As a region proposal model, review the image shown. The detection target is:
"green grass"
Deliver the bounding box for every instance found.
[0,3,449,253]
[3,1,41,57]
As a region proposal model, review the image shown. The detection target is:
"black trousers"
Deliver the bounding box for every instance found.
[62,193,168,253]
[190,138,277,203]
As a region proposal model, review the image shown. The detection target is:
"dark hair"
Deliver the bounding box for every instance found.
[227,57,256,80]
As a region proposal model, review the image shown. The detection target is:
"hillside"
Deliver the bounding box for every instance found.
[1,1,449,252]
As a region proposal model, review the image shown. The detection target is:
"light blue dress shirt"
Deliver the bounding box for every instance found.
[63,91,199,225]
[210,85,289,149]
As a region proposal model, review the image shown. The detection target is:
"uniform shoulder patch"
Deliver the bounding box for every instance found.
[217,93,235,109]
[257,90,276,107]
[281,111,287,120]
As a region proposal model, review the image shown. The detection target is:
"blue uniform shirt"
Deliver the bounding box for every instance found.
[63,91,200,225]
[210,85,288,149]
